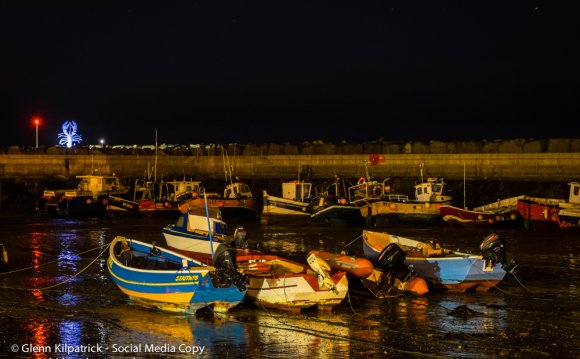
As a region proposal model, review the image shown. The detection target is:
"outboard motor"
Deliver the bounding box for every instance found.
[480,233,517,274]
[376,243,416,283]
[212,244,248,291]
[232,226,248,249]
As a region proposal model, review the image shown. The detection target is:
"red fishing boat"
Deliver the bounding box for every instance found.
[439,195,524,226]
[515,196,564,229]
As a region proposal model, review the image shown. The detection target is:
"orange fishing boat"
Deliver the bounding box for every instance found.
[308,250,374,279]
[308,249,428,297]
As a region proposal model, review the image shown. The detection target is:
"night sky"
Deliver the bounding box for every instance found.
[1,2,579,147]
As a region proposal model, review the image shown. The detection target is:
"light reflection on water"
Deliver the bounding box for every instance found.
[58,321,82,353]
[249,311,351,358]
[27,320,50,359]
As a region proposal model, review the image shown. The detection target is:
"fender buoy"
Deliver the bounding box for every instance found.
[389,203,397,210]
[86,198,92,205]
[425,202,431,208]
[357,177,366,187]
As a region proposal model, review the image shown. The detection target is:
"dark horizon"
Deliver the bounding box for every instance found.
[2,2,579,147]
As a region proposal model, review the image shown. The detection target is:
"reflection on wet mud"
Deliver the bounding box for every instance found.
[0,214,579,358]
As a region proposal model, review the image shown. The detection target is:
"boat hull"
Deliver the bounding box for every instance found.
[261,193,310,225]
[361,200,446,226]
[236,251,348,311]
[309,205,364,226]
[558,207,580,227]
[439,205,519,226]
[161,226,223,264]
[362,230,507,292]
[187,197,259,222]
[515,199,560,229]
[107,237,246,314]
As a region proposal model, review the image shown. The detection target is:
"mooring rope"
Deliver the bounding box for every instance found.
[0,244,110,276]
[0,243,110,291]
[341,234,362,251]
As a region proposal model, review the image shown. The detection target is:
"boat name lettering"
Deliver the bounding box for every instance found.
[175,275,199,282]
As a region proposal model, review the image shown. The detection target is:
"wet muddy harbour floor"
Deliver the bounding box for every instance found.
[0,211,578,358]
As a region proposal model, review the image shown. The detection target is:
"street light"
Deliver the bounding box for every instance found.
[33,117,40,148]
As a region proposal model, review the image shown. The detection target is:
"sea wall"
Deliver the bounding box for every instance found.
[1,138,579,182]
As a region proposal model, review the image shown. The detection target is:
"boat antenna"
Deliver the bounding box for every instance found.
[203,190,215,259]
[364,160,370,181]
[221,146,233,184]
[154,129,158,183]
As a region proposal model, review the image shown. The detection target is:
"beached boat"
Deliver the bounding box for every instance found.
[309,249,428,298]
[186,181,259,223]
[555,181,580,228]
[439,195,524,226]
[107,236,247,314]
[515,196,564,230]
[162,205,232,264]
[362,230,517,292]
[261,180,314,225]
[309,176,365,226]
[134,178,201,214]
[234,249,349,311]
[37,170,131,216]
[162,202,349,311]
[359,168,452,227]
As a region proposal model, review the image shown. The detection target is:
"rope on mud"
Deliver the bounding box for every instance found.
[509,272,530,292]
[345,291,360,314]
[341,234,362,250]
[0,243,110,291]
[0,243,110,276]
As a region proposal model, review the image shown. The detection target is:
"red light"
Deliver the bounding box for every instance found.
[32,117,41,126]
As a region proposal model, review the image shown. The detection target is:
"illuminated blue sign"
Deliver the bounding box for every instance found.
[57,121,83,148]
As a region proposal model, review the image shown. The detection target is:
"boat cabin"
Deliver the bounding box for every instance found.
[69,173,128,199]
[134,179,201,202]
[224,182,253,199]
[414,178,452,203]
[282,181,312,202]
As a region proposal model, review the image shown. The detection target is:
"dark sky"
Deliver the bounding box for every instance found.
[1,1,579,147]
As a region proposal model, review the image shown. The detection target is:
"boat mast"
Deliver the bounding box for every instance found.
[203,190,214,258]
[463,161,466,209]
[154,129,158,183]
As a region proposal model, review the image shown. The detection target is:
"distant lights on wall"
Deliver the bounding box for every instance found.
[57,121,83,148]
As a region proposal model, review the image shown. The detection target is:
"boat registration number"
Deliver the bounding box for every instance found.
[175,275,200,282]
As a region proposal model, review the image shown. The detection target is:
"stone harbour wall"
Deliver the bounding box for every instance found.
[0,138,579,183]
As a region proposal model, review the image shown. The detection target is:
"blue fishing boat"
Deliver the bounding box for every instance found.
[162,205,233,264]
[362,230,516,292]
[107,236,247,314]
